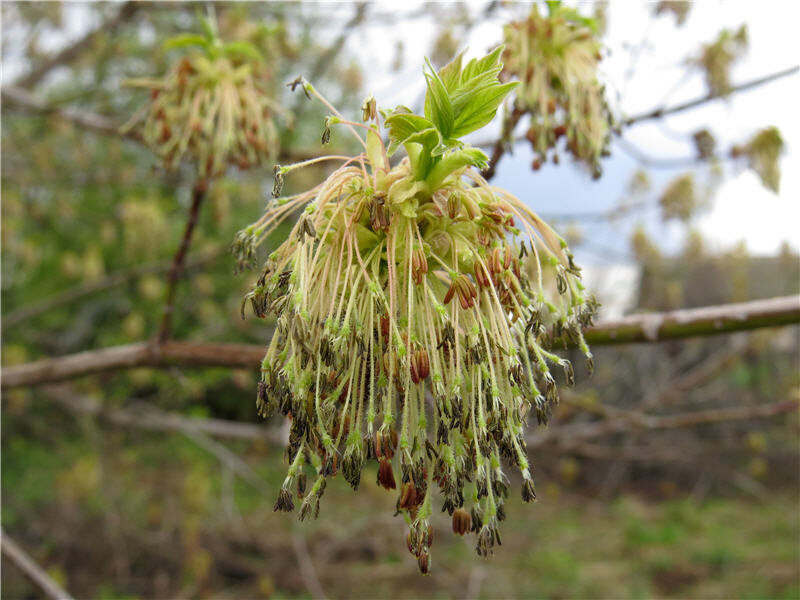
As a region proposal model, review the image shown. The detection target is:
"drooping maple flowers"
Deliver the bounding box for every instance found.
[237,48,597,572]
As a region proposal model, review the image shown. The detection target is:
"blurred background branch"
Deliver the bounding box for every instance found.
[1,530,75,600]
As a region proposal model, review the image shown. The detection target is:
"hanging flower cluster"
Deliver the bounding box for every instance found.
[659,173,698,222]
[695,24,748,97]
[731,126,784,193]
[237,49,596,573]
[501,2,612,176]
[124,22,286,178]
[654,1,692,25]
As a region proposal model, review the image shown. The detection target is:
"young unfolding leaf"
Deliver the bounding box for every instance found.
[386,47,517,184]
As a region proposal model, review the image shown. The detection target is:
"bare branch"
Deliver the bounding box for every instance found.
[158,180,208,343]
[44,385,283,443]
[290,3,369,117]
[481,106,522,181]
[290,527,328,600]
[476,65,799,174]
[2,249,221,331]
[176,427,327,599]
[0,341,265,389]
[530,399,797,450]
[587,295,800,345]
[3,296,798,389]
[2,85,143,143]
[1,530,75,600]
[13,2,140,90]
[2,86,317,162]
[622,65,800,127]
[640,337,749,409]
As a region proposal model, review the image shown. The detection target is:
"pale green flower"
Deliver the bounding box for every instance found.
[239,49,596,572]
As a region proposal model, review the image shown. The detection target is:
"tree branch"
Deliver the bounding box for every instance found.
[1,85,143,143]
[586,295,800,345]
[44,385,283,443]
[158,180,208,343]
[2,86,318,162]
[290,2,369,118]
[476,65,799,175]
[1,530,75,600]
[13,2,140,90]
[2,296,797,389]
[622,65,799,127]
[531,399,797,450]
[481,106,522,181]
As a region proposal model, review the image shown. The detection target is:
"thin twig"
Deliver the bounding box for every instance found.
[530,399,797,450]
[481,106,522,181]
[622,65,799,127]
[290,527,328,600]
[2,248,222,331]
[1,530,75,600]
[3,296,798,389]
[2,85,318,162]
[158,180,208,343]
[177,431,327,599]
[290,3,369,118]
[44,385,284,443]
[640,337,749,409]
[477,65,799,175]
[2,85,143,142]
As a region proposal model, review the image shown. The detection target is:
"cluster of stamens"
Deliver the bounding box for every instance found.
[502,4,612,176]
[238,103,596,571]
[125,41,284,178]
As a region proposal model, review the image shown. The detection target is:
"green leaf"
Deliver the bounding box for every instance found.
[425,147,489,189]
[222,41,264,62]
[460,46,504,83]
[163,34,210,52]
[438,50,466,92]
[384,112,441,155]
[199,16,217,42]
[451,81,518,138]
[423,58,454,139]
[366,127,388,172]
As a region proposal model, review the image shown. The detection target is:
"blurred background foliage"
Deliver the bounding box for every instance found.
[1,2,798,599]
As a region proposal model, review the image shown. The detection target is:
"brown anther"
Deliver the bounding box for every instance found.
[411,248,428,286]
[410,348,430,384]
[443,282,456,306]
[489,248,503,273]
[447,194,461,219]
[456,276,478,310]
[474,263,491,289]
[417,553,430,574]
[380,314,390,344]
[452,508,471,535]
[369,192,390,232]
[397,482,419,510]
[377,457,396,490]
[375,430,397,460]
